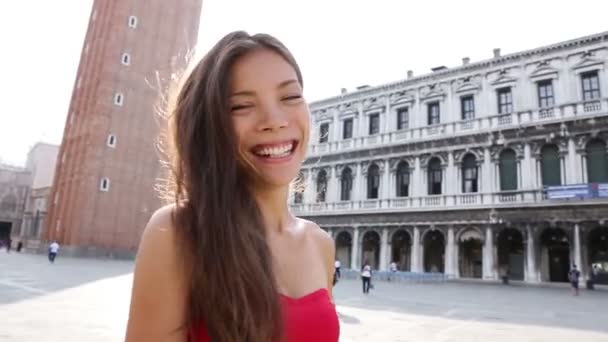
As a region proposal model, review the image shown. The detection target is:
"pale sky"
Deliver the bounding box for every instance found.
[1,0,607,166]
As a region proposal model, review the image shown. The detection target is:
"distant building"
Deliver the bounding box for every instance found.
[44,0,203,258]
[292,31,608,285]
[14,142,59,251]
[0,164,30,245]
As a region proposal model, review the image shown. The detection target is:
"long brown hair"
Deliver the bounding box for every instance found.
[163,32,304,342]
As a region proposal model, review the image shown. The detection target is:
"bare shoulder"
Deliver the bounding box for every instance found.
[298,218,335,255]
[125,203,187,342]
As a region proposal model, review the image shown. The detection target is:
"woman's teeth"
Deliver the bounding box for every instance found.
[254,142,294,158]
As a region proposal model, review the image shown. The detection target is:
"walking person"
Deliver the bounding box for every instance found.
[125,32,339,342]
[388,261,397,281]
[6,238,12,253]
[334,259,341,279]
[569,264,581,296]
[48,240,60,263]
[361,261,372,294]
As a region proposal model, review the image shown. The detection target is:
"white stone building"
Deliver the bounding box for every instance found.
[291,32,608,285]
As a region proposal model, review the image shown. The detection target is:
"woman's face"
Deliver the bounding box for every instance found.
[229,48,310,188]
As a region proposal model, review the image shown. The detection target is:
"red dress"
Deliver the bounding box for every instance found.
[194,288,340,342]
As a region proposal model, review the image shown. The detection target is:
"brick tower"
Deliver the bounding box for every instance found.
[44,0,203,257]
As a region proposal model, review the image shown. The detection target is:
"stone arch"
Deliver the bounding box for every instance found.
[390,228,412,271]
[361,230,381,270]
[539,227,571,282]
[496,227,525,281]
[457,227,484,279]
[422,228,445,273]
[334,230,353,269]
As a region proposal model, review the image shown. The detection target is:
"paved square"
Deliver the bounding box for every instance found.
[1,253,607,342]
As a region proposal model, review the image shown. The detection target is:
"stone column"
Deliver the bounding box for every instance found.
[574,224,583,277]
[413,157,422,197]
[328,167,338,202]
[304,170,314,203]
[351,226,360,270]
[447,152,456,194]
[482,148,493,193]
[411,227,421,272]
[353,163,363,201]
[525,225,538,282]
[483,226,496,280]
[379,227,389,271]
[382,159,391,199]
[567,138,580,184]
[523,143,533,189]
[445,227,456,276]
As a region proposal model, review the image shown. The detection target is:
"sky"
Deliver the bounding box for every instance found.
[1,0,607,166]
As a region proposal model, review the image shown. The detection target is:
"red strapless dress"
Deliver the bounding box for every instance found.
[194,288,340,342]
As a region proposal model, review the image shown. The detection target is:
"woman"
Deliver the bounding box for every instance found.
[361,261,372,294]
[125,32,340,342]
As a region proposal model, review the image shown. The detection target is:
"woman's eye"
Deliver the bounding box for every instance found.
[231,104,252,112]
[282,94,302,102]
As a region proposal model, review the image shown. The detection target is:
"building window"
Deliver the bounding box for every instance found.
[293,191,303,204]
[369,113,380,135]
[427,102,440,125]
[497,87,513,114]
[586,139,608,183]
[343,118,353,139]
[114,93,124,106]
[100,178,110,192]
[316,170,327,202]
[461,96,475,120]
[499,149,518,191]
[537,80,554,108]
[428,158,442,195]
[396,107,409,130]
[541,144,561,186]
[396,161,410,197]
[128,16,138,28]
[107,134,117,148]
[121,53,131,65]
[462,154,478,193]
[367,164,380,199]
[581,71,601,101]
[340,167,353,201]
[319,123,329,143]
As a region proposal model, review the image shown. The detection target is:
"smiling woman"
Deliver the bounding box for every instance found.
[124,32,339,342]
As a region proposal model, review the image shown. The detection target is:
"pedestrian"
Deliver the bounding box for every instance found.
[334,259,341,279]
[389,261,397,281]
[125,32,339,342]
[16,241,23,252]
[569,264,581,296]
[48,240,60,263]
[361,261,372,294]
[6,238,11,253]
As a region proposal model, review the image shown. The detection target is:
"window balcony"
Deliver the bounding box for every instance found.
[306,99,608,157]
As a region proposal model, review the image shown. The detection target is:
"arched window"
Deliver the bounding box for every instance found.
[586,139,608,183]
[499,149,517,191]
[541,144,561,186]
[428,158,442,195]
[340,167,353,201]
[462,154,478,193]
[367,164,380,199]
[316,170,327,202]
[396,161,410,197]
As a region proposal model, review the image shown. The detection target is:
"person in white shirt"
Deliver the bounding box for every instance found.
[48,241,60,263]
[389,261,398,281]
[334,260,341,279]
[361,262,372,294]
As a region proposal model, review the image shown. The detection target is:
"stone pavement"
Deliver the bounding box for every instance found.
[1,252,607,342]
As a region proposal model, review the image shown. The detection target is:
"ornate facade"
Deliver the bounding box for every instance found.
[292,32,608,284]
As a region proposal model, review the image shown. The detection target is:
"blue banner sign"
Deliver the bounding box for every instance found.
[546,183,608,200]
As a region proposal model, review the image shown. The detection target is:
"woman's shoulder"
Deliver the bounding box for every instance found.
[296,218,335,258]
